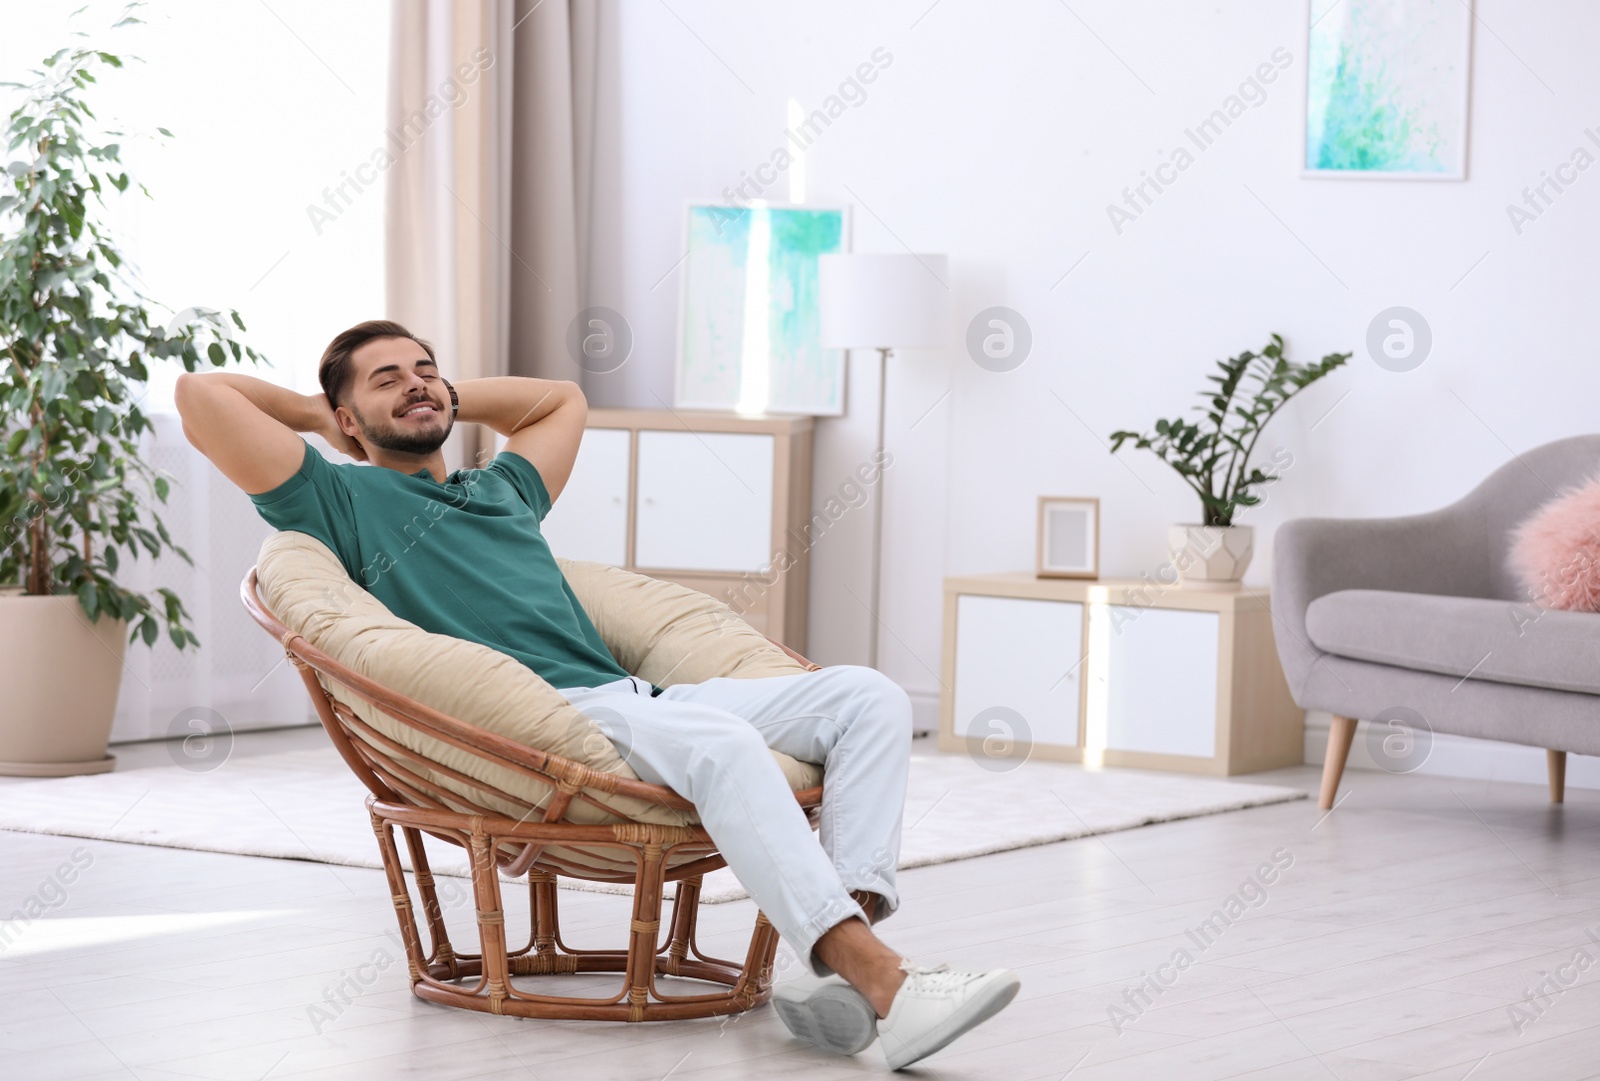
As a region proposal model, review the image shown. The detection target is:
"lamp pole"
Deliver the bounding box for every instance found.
[867,345,891,670]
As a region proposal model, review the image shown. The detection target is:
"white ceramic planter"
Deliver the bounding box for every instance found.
[1166,524,1254,590]
[0,588,125,776]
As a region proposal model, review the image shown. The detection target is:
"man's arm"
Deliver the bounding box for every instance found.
[174,372,359,495]
[456,378,586,505]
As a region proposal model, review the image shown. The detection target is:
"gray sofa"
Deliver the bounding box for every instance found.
[1272,434,1600,808]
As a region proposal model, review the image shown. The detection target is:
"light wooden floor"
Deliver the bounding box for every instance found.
[3,728,1599,1080]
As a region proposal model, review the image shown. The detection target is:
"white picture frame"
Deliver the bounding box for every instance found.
[1301,0,1474,181]
[673,202,852,416]
[1037,496,1100,579]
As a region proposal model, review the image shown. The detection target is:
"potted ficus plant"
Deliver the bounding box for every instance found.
[1110,334,1349,589]
[0,19,262,775]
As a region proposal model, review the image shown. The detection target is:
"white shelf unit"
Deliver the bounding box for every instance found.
[538,408,813,650]
[939,573,1302,775]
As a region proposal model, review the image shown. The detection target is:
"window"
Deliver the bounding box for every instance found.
[1,0,389,407]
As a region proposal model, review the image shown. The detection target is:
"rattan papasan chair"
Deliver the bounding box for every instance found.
[241,530,825,1022]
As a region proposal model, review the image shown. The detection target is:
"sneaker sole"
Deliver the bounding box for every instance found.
[771,983,879,1055]
[882,971,1022,1071]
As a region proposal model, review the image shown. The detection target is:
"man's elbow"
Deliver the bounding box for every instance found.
[543,379,585,420]
[173,374,217,452]
[173,372,206,417]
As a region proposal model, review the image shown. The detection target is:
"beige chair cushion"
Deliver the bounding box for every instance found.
[255,531,822,866]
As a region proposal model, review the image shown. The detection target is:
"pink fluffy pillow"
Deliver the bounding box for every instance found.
[1509,473,1600,611]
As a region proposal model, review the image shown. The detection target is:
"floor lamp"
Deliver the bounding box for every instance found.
[818,252,949,670]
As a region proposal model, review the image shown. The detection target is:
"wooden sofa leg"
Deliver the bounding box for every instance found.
[1320,715,1358,811]
[1548,750,1567,804]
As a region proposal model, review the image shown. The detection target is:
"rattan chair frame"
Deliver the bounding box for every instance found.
[241,566,825,1022]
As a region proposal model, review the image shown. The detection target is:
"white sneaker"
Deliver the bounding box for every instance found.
[877,961,1020,1071]
[771,973,880,1055]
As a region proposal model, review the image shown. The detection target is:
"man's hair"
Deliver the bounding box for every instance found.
[318,320,436,409]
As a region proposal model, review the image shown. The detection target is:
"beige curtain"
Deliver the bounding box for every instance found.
[386,0,599,471]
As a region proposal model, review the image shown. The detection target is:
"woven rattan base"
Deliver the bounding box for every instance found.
[370,798,782,1022]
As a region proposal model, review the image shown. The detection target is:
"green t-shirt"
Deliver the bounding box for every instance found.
[249,439,637,693]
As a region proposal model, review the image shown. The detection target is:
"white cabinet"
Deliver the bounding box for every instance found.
[540,427,630,566]
[953,595,1081,748]
[634,431,774,573]
[538,409,813,649]
[940,573,1302,775]
[1100,606,1219,758]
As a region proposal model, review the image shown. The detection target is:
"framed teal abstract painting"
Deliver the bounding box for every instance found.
[1304,0,1473,179]
[675,204,849,415]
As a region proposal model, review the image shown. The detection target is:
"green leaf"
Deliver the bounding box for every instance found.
[78,579,99,620]
[140,617,157,646]
[206,341,224,365]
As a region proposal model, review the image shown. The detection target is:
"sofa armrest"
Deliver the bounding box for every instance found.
[1271,509,1484,699]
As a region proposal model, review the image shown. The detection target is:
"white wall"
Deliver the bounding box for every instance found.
[581,2,1600,761]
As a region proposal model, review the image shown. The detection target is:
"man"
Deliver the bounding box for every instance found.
[175,319,1019,1070]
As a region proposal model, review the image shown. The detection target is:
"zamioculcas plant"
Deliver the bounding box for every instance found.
[1109,334,1350,528]
[0,16,263,650]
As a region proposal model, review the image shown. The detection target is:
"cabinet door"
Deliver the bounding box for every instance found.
[953,595,1082,748]
[539,427,630,566]
[1102,606,1218,757]
[634,430,774,572]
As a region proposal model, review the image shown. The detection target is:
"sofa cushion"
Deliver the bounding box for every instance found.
[1305,588,1600,696]
[256,531,822,869]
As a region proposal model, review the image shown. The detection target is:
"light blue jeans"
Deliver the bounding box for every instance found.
[555,664,912,975]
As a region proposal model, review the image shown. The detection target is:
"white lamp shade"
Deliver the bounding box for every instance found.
[818,253,949,350]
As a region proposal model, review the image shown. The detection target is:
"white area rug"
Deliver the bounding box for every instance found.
[0,748,1305,903]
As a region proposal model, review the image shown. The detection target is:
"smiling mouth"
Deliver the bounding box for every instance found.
[398,401,439,419]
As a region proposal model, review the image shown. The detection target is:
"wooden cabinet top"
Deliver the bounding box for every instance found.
[944,571,1272,614]
[587,407,814,435]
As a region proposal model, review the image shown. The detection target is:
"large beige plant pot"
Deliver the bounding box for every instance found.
[0,588,125,776]
[1166,524,1254,590]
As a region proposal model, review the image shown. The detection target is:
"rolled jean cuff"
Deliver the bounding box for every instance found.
[851,882,902,927]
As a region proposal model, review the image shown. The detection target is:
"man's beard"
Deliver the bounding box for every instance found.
[351,403,454,456]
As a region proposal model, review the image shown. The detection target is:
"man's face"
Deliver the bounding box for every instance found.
[339,337,453,456]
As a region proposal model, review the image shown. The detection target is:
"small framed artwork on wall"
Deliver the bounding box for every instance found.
[1037,496,1099,579]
